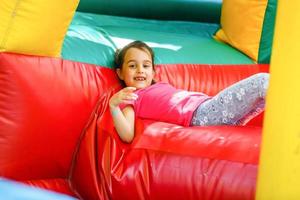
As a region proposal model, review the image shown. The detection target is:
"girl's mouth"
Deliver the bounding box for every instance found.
[134,77,146,81]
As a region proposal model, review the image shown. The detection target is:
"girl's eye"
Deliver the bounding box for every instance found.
[128,64,135,68]
[144,65,151,68]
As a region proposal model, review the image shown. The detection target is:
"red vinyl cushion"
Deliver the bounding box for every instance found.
[155,64,269,95]
[71,110,259,200]
[23,178,76,197]
[133,120,261,164]
[0,53,120,196]
[0,52,269,199]
[0,52,100,179]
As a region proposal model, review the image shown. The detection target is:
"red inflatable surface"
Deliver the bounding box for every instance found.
[0,53,268,199]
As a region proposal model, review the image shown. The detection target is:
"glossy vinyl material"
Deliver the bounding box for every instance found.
[1,52,268,199]
[154,64,269,96]
[77,0,222,23]
[91,115,259,200]
[23,179,76,197]
[0,53,119,197]
[62,12,254,67]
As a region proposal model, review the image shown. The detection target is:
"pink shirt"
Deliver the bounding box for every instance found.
[120,82,211,126]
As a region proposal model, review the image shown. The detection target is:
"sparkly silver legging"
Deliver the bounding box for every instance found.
[191,73,269,126]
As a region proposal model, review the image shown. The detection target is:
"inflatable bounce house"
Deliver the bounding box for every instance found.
[1,0,300,199]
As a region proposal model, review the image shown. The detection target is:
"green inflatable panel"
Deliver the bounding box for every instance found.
[62,12,254,68]
[258,0,277,63]
[77,0,222,23]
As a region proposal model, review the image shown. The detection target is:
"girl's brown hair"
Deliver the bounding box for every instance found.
[114,40,155,70]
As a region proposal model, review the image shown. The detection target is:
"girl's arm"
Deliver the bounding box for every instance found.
[109,87,137,143]
[109,106,135,143]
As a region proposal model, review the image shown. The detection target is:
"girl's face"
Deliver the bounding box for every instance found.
[117,47,155,89]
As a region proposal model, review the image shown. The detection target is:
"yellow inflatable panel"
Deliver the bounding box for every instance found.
[215,0,268,62]
[0,0,79,57]
[256,1,300,199]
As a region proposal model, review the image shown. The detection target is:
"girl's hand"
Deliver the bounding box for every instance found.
[109,87,138,108]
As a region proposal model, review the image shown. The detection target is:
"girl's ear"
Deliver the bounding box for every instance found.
[116,68,124,80]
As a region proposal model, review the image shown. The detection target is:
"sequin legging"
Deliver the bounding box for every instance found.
[191,73,269,126]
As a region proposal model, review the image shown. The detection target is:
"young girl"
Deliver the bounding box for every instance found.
[109,41,269,143]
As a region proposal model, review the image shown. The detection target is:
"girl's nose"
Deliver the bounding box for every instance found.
[137,65,144,73]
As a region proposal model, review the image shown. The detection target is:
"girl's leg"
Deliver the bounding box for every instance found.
[191,73,269,126]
